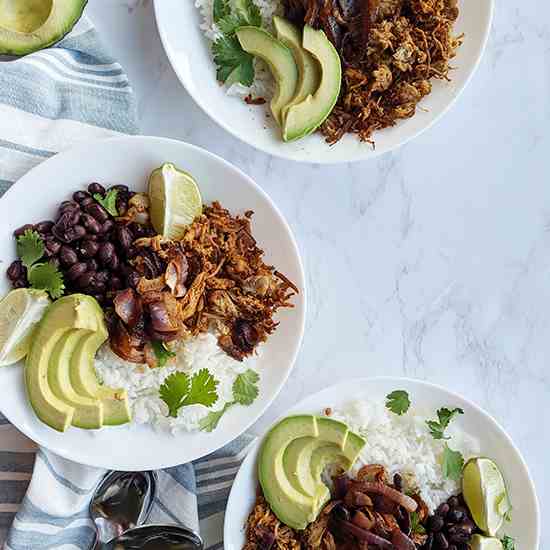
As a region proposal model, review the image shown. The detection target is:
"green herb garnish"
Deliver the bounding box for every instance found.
[410,511,426,535]
[16,229,45,269]
[441,443,464,481]
[385,390,411,416]
[151,340,176,368]
[501,535,515,550]
[160,369,219,418]
[200,369,259,432]
[212,0,262,87]
[28,262,65,299]
[93,189,118,217]
[426,407,464,440]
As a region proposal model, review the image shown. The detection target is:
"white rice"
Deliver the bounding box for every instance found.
[194,0,281,99]
[94,333,256,433]
[330,399,480,512]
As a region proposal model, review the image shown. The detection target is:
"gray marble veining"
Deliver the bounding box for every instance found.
[89,0,549,545]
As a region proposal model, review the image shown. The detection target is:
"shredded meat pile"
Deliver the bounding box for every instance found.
[244,465,430,550]
[109,201,298,365]
[283,0,462,144]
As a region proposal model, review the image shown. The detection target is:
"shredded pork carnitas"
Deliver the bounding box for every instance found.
[244,465,430,550]
[282,0,463,144]
[109,201,298,364]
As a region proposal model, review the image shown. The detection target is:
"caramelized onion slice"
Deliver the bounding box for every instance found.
[391,529,416,550]
[352,481,418,513]
[339,521,393,548]
[113,288,142,328]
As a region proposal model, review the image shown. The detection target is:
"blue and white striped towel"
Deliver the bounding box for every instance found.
[0,17,254,550]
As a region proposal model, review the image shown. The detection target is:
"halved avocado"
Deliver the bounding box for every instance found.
[70,331,131,427]
[49,329,103,430]
[273,16,320,123]
[236,26,298,126]
[283,26,342,142]
[0,0,88,56]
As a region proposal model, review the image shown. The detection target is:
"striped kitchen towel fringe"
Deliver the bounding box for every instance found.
[0,15,254,550]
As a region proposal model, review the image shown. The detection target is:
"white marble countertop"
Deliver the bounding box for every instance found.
[88,0,548,545]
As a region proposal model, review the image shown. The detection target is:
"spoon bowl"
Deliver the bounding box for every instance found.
[102,524,203,550]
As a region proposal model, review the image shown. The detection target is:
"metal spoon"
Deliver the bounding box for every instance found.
[100,524,204,550]
[90,470,158,548]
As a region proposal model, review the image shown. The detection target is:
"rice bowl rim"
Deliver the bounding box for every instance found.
[223,376,540,550]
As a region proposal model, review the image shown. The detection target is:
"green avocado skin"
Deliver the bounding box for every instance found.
[0,1,88,56]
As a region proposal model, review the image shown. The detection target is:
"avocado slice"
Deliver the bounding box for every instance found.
[0,1,88,56]
[259,415,319,530]
[25,294,103,432]
[48,330,104,430]
[311,443,350,483]
[70,331,130,426]
[283,26,342,142]
[273,16,320,123]
[283,417,348,500]
[236,26,298,126]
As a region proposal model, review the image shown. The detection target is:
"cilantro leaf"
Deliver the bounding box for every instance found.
[181,368,219,407]
[199,403,232,432]
[152,340,176,368]
[28,262,65,299]
[410,511,426,535]
[426,407,464,440]
[233,369,259,406]
[441,444,464,481]
[159,372,190,418]
[93,189,118,217]
[385,390,410,416]
[501,536,515,550]
[213,0,230,22]
[212,35,255,86]
[16,229,45,269]
[234,0,262,26]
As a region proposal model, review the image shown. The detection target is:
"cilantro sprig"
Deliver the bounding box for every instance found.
[385,390,411,416]
[501,535,515,550]
[93,189,118,217]
[152,341,176,368]
[160,369,219,418]
[15,230,65,299]
[200,369,259,432]
[441,443,464,481]
[426,407,464,440]
[410,511,426,535]
[211,0,262,87]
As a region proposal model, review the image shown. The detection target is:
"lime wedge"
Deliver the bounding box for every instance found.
[0,288,50,366]
[463,457,511,536]
[470,535,504,550]
[148,162,202,240]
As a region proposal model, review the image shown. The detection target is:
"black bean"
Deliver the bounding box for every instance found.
[78,239,99,259]
[425,533,434,550]
[98,242,115,265]
[88,182,105,196]
[126,269,140,289]
[80,196,95,208]
[49,257,61,270]
[81,213,102,234]
[86,259,99,272]
[90,292,106,305]
[116,196,128,215]
[427,515,445,533]
[59,200,79,212]
[436,503,450,517]
[12,279,26,289]
[89,277,106,293]
[61,225,86,243]
[458,519,475,535]
[130,222,146,237]
[7,260,24,281]
[447,527,470,545]
[77,271,95,289]
[13,224,35,238]
[59,245,78,266]
[110,184,129,193]
[85,202,109,223]
[66,262,87,281]
[73,190,91,203]
[126,245,138,258]
[447,497,460,508]
[86,234,99,241]
[107,254,120,272]
[108,275,123,290]
[54,211,76,233]
[332,504,350,522]
[434,532,449,550]
[446,509,465,524]
[35,220,54,234]
[448,546,457,550]
[100,219,115,234]
[95,270,110,285]
[116,225,133,249]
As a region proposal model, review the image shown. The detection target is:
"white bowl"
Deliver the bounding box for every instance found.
[154,0,493,163]
[224,377,540,550]
[0,136,306,470]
